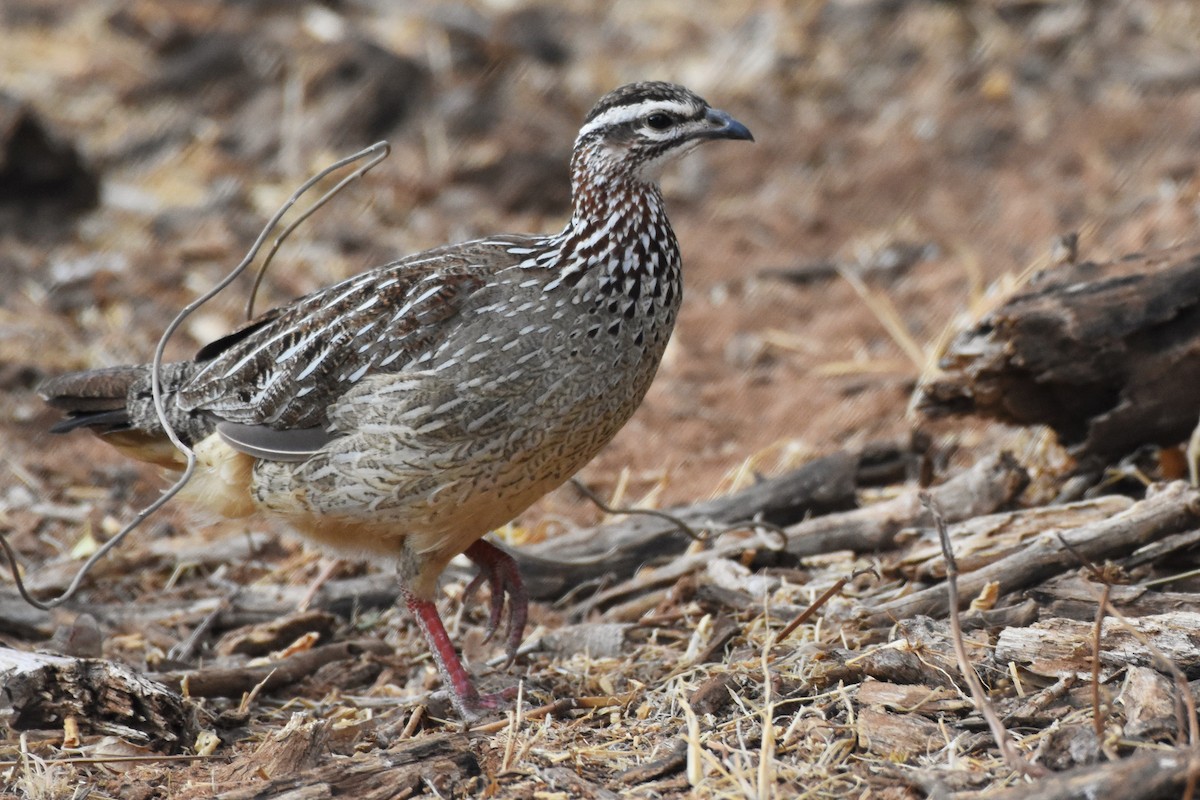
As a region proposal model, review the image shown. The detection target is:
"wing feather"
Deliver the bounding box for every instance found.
[176,239,527,431]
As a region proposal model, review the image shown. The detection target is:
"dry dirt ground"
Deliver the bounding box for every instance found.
[3,1,1200,798]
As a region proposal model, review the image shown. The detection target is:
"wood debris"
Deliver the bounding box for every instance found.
[6,1,1200,797]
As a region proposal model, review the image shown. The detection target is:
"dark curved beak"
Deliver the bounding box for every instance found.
[702,107,754,142]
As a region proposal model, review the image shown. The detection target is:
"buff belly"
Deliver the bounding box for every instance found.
[173,429,577,597]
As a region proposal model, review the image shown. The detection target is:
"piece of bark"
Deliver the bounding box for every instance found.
[995,611,1200,678]
[219,713,332,782]
[854,707,945,759]
[689,673,739,715]
[855,678,972,716]
[689,616,741,666]
[215,610,340,657]
[618,738,689,785]
[0,646,192,751]
[984,747,1195,800]
[151,639,392,699]
[1119,665,1178,741]
[516,448,870,600]
[960,598,1041,632]
[860,481,1200,628]
[1002,677,1076,728]
[535,623,632,660]
[810,628,961,690]
[186,733,479,800]
[1039,722,1104,772]
[41,613,105,658]
[918,245,1200,462]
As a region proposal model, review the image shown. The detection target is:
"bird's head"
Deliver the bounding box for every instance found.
[572,82,753,185]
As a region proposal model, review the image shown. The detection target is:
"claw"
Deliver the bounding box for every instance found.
[462,569,504,643]
[464,539,528,665]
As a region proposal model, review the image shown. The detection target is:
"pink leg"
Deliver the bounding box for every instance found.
[403,587,515,721]
[462,539,528,666]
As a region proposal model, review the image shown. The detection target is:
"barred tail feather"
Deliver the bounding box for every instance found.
[39,363,213,468]
[39,365,145,434]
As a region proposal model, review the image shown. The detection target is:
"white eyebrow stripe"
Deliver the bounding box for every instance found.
[575,100,697,139]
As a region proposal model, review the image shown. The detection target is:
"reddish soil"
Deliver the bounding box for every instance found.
[3,1,1200,796]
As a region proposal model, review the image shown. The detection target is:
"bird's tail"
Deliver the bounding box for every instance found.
[40,365,144,434]
[39,363,209,468]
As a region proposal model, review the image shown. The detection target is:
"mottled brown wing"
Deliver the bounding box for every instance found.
[176,241,519,431]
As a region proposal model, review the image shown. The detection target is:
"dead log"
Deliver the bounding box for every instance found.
[918,245,1200,463]
[575,452,1024,615]
[896,496,1131,582]
[854,707,954,760]
[0,646,193,752]
[514,445,885,600]
[860,481,1200,628]
[1031,573,1200,622]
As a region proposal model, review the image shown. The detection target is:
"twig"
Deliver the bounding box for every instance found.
[244,143,391,319]
[0,753,216,769]
[921,491,1047,778]
[0,142,391,612]
[468,694,633,734]
[571,479,788,550]
[776,567,878,642]
[1055,530,1200,797]
[1055,530,1198,751]
[167,596,230,663]
[1091,582,1111,750]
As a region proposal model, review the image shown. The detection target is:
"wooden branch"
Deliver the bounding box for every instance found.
[996,611,1200,678]
[0,646,192,751]
[0,595,53,639]
[897,495,1132,582]
[196,733,479,800]
[860,481,1200,628]
[150,639,393,698]
[514,447,876,600]
[983,748,1200,800]
[785,451,1027,558]
[918,244,1200,462]
[924,491,1046,777]
[1031,574,1200,621]
[553,452,1022,615]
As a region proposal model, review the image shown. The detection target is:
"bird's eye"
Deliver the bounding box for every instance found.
[645,113,673,130]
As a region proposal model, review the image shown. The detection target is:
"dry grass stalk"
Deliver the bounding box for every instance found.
[921,490,1047,779]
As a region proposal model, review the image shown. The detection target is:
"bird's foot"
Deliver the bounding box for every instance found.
[404,588,521,723]
[462,539,528,666]
[451,685,522,725]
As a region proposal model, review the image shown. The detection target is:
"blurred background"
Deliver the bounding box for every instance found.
[3,0,1200,547]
